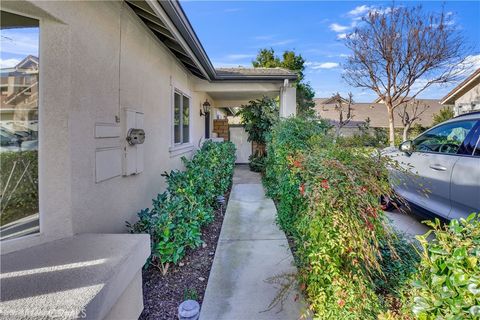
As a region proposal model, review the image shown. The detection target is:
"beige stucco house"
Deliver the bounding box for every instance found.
[441,68,480,116]
[0,1,297,319]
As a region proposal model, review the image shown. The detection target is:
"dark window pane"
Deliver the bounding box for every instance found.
[174,92,181,143]
[0,11,39,240]
[182,96,189,143]
[474,136,480,157]
[414,120,476,154]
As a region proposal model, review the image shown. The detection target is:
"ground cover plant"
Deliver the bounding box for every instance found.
[128,141,236,274]
[264,117,419,318]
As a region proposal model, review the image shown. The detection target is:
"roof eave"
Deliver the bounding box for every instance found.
[157,1,299,83]
[440,69,480,105]
[156,0,216,80]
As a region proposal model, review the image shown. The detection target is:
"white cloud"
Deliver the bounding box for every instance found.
[269,39,295,46]
[0,28,39,57]
[456,54,480,75]
[329,23,350,32]
[306,62,340,70]
[253,35,274,41]
[337,33,347,39]
[0,58,20,68]
[225,54,255,60]
[348,5,372,16]
[339,53,350,58]
[466,54,480,69]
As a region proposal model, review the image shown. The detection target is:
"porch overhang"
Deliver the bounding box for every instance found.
[194,78,296,117]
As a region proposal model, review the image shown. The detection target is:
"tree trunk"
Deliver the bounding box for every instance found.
[387,106,396,147]
[402,124,410,142]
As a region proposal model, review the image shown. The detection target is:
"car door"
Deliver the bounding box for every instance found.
[449,123,480,219]
[391,119,477,219]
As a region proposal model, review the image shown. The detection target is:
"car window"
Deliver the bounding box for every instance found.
[474,136,480,157]
[457,123,480,156]
[413,120,477,154]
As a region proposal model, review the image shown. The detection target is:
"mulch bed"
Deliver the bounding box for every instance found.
[139,190,230,320]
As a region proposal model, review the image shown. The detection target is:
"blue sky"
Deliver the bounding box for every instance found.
[0,27,39,67]
[182,1,480,102]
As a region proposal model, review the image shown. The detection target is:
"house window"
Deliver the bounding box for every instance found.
[173,90,190,144]
[0,11,40,240]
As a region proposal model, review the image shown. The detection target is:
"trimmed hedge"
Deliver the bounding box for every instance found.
[0,151,38,226]
[127,141,236,273]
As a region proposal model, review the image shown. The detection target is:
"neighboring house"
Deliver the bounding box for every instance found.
[441,68,480,116]
[0,1,297,319]
[314,97,444,136]
[0,55,39,144]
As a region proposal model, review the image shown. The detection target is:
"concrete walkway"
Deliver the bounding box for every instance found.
[200,166,306,320]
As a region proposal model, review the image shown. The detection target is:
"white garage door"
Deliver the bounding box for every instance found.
[229,126,252,164]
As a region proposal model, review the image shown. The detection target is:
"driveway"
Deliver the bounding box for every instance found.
[385,208,430,238]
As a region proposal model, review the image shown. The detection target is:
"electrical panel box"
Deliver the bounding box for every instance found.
[123,109,144,176]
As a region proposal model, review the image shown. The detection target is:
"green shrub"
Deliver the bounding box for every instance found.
[248,152,265,172]
[432,107,454,126]
[237,96,279,170]
[237,96,279,146]
[263,118,417,318]
[0,151,38,226]
[403,214,480,319]
[263,117,330,237]
[374,233,421,311]
[127,141,236,274]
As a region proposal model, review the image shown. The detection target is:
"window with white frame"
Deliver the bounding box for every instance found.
[0,11,40,240]
[173,90,190,145]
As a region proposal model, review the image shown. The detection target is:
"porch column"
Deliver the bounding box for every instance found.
[279,80,296,117]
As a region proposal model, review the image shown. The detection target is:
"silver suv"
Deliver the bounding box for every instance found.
[384,112,480,220]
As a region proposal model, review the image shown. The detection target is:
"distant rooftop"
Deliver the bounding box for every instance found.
[315,98,445,128]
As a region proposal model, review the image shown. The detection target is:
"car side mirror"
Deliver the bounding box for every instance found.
[399,140,413,155]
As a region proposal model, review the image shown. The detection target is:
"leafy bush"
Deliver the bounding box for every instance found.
[263,117,330,236]
[403,214,480,319]
[0,151,38,226]
[264,117,416,318]
[432,106,454,126]
[374,233,421,311]
[237,96,279,171]
[127,141,236,274]
[248,152,265,172]
[236,96,279,146]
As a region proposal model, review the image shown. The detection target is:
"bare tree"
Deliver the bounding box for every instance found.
[397,100,429,142]
[333,92,354,137]
[343,5,470,146]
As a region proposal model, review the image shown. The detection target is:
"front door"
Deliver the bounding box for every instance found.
[230,126,252,164]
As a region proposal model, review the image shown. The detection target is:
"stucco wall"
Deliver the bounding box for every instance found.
[2,0,212,252]
[455,82,480,114]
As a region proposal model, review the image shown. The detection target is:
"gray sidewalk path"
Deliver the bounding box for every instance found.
[200,166,306,320]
